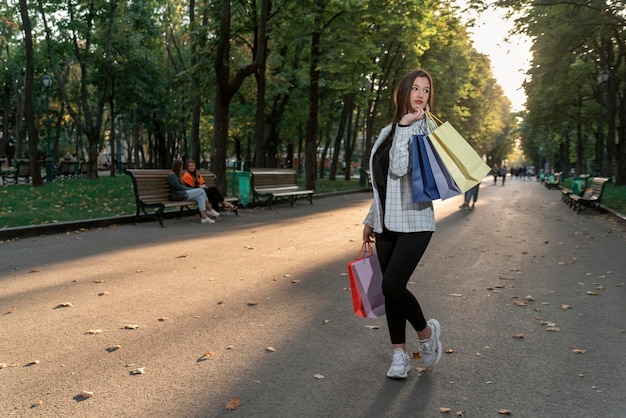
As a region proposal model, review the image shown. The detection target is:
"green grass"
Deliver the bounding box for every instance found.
[3,173,624,230]
[0,172,365,229]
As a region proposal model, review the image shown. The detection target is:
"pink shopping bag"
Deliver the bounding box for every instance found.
[347,242,385,318]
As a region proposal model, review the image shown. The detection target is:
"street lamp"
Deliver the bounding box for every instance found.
[595,69,609,176]
[42,74,53,183]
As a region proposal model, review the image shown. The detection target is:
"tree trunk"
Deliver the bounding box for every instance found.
[18,0,43,186]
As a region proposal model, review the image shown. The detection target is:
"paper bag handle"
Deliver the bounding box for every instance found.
[358,241,375,259]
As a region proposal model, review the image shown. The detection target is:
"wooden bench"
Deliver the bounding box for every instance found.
[250,168,314,209]
[569,177,610,214]
[544,171,562,189]
[126,169,239,226]
[561,177,586,206]
[1,159,31,184]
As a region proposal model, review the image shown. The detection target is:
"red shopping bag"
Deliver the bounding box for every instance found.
[347,242,385,318]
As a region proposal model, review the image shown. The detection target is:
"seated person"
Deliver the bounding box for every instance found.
[168,159,219,224]
[183,159,237,211]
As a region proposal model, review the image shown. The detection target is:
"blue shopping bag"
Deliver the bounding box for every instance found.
[423,135,461,200]
[412,134,440,202]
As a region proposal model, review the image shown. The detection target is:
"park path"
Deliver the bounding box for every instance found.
[1,177,625,417]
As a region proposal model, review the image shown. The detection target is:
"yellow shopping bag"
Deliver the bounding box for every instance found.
[425,112,492,192]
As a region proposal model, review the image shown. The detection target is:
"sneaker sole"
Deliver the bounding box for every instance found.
[386,367,409,379]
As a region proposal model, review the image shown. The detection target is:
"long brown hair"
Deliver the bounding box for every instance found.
[171,160,184,179]
[392,69,434,124]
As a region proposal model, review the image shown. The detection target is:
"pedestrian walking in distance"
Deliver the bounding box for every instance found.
[362,69,442,379]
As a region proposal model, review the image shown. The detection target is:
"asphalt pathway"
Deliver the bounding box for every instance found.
[1,178,625,417]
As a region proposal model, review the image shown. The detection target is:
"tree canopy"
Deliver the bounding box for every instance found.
[2,0,527,190]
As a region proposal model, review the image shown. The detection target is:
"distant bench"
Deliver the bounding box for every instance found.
[126,169,239,226]
[569,177,610,214]
[1,159,31,185]
[250,168,314,209]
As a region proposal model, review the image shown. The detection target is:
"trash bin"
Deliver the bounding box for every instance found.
[234,171,251,207]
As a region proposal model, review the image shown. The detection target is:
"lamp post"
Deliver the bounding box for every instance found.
[42,74,53,183]
[595,69,609,176]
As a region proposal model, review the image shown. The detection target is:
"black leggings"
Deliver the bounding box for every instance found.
[204,187,224,209]
[376,230,433,345]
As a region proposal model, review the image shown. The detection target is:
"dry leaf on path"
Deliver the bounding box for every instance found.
[247,301,258,306]
[572,349,586,354]
[78,391,94,399]
[266,346,276,352]
[313,373,325,379]
[198,351,215,362]
[514,301,528,307]
[365,325,379,330]
[85,329,103,335]
[124,324,140,329]
[560,304,572,310]
[439,407,452,413]
[586,291,600,296]
[24,360,40,366]
[225,397,241,410]
[129,368,145,375]
[176,253,189,258]
[55,302,74,308]
[497,409,512,415]
[512,334,524,339]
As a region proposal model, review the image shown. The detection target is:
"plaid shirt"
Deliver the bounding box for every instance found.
[364,119,436,234]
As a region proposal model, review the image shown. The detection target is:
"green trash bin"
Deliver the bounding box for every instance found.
[234,171,251,207]
[571,177,584,196]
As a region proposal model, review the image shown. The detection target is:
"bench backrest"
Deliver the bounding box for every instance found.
[588,177,610,198]
[127,169,217,200]
[17,160,30,177]
[250,168,298,189]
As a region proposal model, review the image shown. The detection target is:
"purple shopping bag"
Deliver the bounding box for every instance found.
[347,243,385,318]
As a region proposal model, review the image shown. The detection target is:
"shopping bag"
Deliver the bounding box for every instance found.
[425,112,492,192]
[412,134,440,202]
[422,135,462,200]
[347,242,385,318]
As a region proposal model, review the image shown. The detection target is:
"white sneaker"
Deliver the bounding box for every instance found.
[208,208,220,217]
[419,319,442,368]
[386,348,410,379]
[201,217,215,224]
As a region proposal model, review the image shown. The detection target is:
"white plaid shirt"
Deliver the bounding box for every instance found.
[364,119,436,234]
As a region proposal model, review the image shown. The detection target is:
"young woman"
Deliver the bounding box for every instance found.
[168,159,215,224]
[362,69,442,379]
[182,159,237,213]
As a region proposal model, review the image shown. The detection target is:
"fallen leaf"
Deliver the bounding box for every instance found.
[572,349,586,354]
[98,291,109,296]
[586,291,599,296]
[291,279,301,283]
[266,346,276,352]
[497,409,512,415]
[323,320,330,324]
[412,352,421,360]
[93,280,105,283]
[247,301,258,306]
[546,326,560,332]
[85,329,103,335]
[28,269,41,273]
[176,253,189,258]
[512,334,524,339]
[31,400,44,408]
[313,373,325,379]
[157,317,169,322]
[415,366,428,372]
[106,345,121,352]
[450,293,463,297]
[514,301,528,307]
[440,407,452,413]
[595,285,605,290]
[55,302,74,308]
[129,368,145,375]
[198,351,215,361]
[124,324,140,329]
[444,348,454,354]
[524,295,535,302]
[78,391,94,399]
[244,245,256,250]
[225,397,241,410]
[365,325,379,330]
[24,360,40,366]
